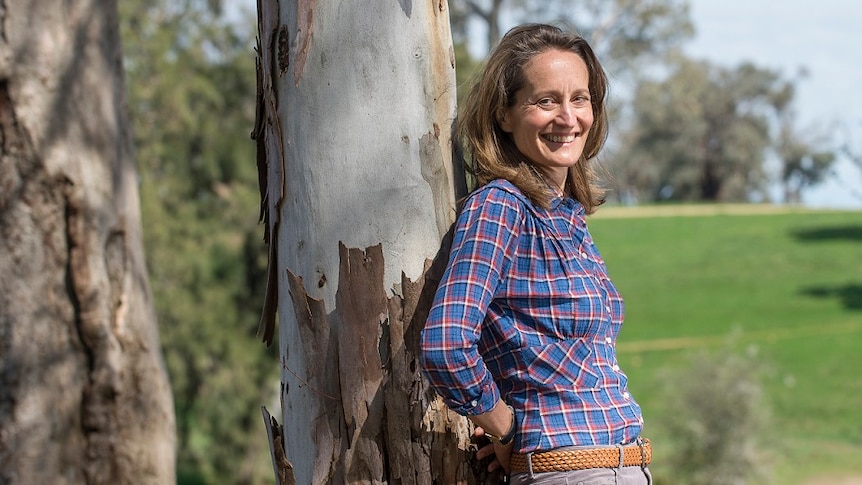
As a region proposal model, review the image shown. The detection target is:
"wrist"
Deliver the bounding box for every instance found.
[485,405,516,445]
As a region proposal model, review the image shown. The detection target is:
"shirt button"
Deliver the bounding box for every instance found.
[623,392,630,399]
[470,400,478,407]
[605,337,613,344]
[612,364,620,372]
[581,252,588,259]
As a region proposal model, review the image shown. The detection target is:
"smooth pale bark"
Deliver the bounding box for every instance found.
[0,1,176,483]
[255,1,487,483]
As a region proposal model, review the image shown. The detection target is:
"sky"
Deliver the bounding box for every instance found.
[684,0,862,209]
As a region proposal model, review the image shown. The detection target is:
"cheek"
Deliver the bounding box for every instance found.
[519,113,549,134]
[509,116,538,141]
[583,106,595,127]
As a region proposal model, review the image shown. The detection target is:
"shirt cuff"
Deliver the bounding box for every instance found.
[447,374,500,416]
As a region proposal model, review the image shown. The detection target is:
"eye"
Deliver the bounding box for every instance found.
[535,97,557,109]
[572,94,591,106]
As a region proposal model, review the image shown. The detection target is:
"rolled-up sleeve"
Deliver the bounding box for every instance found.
[420,186,521,416]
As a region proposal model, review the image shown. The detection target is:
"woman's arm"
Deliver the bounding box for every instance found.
[420,186,523,415]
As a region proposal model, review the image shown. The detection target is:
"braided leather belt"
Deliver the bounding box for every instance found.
[510,438,651,474]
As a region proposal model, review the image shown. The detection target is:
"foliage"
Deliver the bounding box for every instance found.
[611,58,833,203]
[449,0,506,52]
[658,349,772,485]
[519,0,694,83]
[845,124,862,172]
[120,1,276,483]
[449,0,693,82]
[777,124,834,203]
[839,121,862,201]
[454,40,483,107]
[589,208,862,483]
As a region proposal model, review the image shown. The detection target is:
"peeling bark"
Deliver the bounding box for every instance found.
[262,407,296,485]
[254,0,287,347]
[255,1,488,483]
[336,243,388,481]
[285,269,343,483]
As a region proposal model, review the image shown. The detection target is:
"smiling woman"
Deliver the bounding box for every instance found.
[420,23,652,484]
[456,23,610,214]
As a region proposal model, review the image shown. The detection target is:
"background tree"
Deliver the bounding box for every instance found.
[838,121,862,201]
[518,0,693,83]
[612,57,833,203]
[776,121,835,204]
[0,0,175,483]
[450,0,693,82]
[770,69,835,205]
[450,0,506,52]
[119,0,277,483]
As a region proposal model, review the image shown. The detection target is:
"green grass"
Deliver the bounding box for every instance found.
[588,207,862,484]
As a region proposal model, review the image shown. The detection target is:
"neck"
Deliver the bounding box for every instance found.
[532,166,568,197]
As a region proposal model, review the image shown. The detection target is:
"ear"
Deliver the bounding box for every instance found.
[497,109,513,133]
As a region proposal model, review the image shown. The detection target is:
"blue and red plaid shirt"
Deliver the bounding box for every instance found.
[420,179,644,453]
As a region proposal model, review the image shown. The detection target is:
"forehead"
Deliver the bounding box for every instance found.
[521,49,589,86]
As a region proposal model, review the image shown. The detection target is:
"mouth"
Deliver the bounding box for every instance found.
[543,134,577,143]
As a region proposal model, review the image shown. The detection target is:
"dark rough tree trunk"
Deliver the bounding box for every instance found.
[254,0,487,483]
[0,1,176,483]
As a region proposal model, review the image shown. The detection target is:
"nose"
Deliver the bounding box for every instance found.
[556,102,577,126]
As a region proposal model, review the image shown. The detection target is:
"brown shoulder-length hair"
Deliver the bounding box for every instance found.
[459,23,609,213]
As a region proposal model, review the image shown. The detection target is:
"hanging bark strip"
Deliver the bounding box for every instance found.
[253,0,287,347]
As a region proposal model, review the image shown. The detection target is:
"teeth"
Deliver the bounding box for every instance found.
[545,134,575,143]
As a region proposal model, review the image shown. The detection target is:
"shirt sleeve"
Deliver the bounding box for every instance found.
[420,186,522,416]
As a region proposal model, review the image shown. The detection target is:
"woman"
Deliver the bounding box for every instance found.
[420,24,652,484]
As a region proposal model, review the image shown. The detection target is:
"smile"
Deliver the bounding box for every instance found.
[543,134,576,143]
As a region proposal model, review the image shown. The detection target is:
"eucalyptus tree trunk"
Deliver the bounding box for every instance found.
[0,1,176,483]
[254,1,483,483]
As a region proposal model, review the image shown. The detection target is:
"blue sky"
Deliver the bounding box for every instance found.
[685,0,862,208]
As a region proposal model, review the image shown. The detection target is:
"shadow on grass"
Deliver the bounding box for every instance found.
[792,224,862,242]
[800,284,862,311]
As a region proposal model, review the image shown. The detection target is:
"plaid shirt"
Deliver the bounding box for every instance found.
[420,179,643,453]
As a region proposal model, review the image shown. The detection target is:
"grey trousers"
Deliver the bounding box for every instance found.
[509,465,652,484]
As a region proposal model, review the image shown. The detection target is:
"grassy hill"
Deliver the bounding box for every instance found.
[588,206,862,484]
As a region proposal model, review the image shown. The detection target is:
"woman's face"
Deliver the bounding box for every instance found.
[499,49,593,184]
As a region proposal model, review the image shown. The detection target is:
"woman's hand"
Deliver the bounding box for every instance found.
[473,426,514,474]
